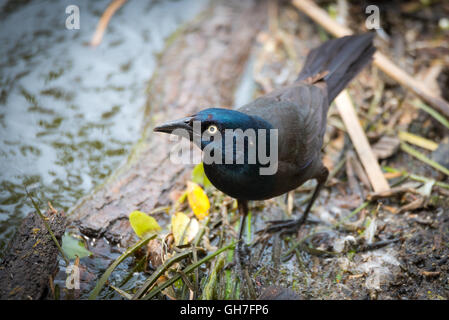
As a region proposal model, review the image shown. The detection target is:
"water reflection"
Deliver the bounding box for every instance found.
[0,0,207,251]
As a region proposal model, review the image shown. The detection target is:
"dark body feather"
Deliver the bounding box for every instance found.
[203,33,375,201]
[204,83,327,200]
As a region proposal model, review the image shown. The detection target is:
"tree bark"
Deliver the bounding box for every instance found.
[69,0,268,245]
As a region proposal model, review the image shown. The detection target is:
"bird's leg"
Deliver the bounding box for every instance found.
[234,199,256,298]
[257,166,329,236]
[235,199,249,268]
[237,200,249,247]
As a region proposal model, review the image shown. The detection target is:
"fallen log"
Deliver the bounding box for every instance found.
[0,210,67,300]
[69,0,268,245]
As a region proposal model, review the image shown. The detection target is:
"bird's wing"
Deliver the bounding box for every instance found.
[237,82,328,172]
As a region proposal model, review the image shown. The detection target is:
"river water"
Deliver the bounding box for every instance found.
[0,0,208,252]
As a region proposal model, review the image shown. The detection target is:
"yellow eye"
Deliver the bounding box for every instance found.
[207,125,218,135]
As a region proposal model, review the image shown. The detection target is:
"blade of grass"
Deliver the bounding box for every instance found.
[224,243,234,300]
[201,253,226,300]
[110,285,132,300]
[132,248,194,299]
[89,233,156,300]
[192,245,199,298]
[177,270,195,292]
[398,131,438,151]
[25,188,69,265]
[193,216,209,246]
[327,156,346,182]
[141,242,235,300]
[118,255,147,287]
[282,232,317,260]
[383,166,449,189]
[192,216,210,298]
[412,100,449,130]
[334,201,370,229]
[401,142,449,176]
[246,211,252,244]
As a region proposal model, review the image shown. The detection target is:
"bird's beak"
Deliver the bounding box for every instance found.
[153,116,194,134]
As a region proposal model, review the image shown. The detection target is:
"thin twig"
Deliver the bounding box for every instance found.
[335,90,390,192]
[90,0,127,47]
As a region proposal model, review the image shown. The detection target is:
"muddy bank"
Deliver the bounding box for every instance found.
[0,209,66,299]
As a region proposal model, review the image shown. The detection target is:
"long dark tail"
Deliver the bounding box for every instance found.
[297,33,376,103]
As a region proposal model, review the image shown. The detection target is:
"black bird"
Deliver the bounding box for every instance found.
[154,33,375,257]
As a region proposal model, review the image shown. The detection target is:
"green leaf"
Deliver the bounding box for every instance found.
[61,233,92,260]
[192,163,212,189]
[129,211,161,238]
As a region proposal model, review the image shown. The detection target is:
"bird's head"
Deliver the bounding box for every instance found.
[153,108,263,150]
[155,107,279,180]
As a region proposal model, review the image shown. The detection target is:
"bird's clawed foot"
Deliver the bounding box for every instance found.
[234,243,256,299]
[256,217,306,236]
[235,242,250,266]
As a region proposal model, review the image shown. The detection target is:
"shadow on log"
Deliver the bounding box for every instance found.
[69,0,268,245]
[0,210,66,300]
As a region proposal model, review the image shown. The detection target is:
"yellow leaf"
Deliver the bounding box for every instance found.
[186,181,210,220]
[171,212,199,245]
[192,162,213,188]
[129,210,161,238]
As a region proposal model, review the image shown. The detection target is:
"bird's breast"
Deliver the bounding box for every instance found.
[203,156,319,201]
[203,163,279,200]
